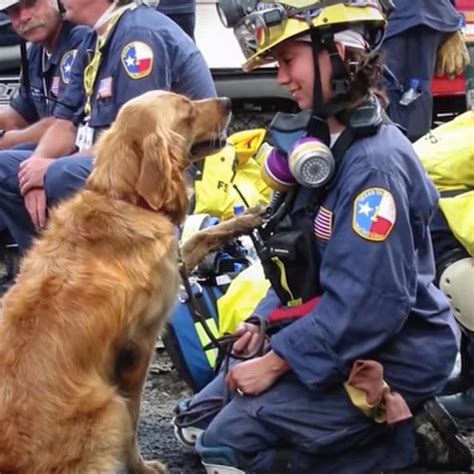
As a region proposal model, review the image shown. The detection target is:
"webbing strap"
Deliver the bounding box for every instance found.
[83,7,132,118]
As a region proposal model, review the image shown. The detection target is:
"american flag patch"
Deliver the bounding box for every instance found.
[97,77,113,99]
[314,206,333,240]
[50,76,60,97]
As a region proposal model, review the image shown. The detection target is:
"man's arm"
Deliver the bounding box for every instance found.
[0,106,30,132]
[0,117,55,149]
[31,118,78,159]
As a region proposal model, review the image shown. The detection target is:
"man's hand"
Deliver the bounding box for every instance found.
[24,188,47,230]
[18,157,55,195]
[226,351,289,396]
[0,130,19,150]
[436,30,470,77]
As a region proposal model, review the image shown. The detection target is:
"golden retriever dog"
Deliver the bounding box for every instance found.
[0,91,232,474]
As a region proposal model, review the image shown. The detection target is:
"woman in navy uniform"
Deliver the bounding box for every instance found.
[173,1,468,473]
[0,0,216,251]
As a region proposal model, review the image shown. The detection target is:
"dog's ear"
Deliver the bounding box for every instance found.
[136,130,188,224]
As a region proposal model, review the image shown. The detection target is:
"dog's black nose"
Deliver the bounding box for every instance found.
[221,97,232,111]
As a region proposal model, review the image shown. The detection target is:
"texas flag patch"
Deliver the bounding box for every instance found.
[60,49,77,84]
[352,187,396,242]
[121,41,154,79]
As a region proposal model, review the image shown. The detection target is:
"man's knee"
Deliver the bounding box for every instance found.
[0,150,32,189]
[44,157,93,205]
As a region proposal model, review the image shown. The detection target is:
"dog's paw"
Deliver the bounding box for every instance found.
[239,205,267,231]
[144,460,167,474]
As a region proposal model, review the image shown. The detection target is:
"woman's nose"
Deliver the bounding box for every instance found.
[276,66,289,86]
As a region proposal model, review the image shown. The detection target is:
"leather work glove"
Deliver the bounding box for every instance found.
[435,30,471,77]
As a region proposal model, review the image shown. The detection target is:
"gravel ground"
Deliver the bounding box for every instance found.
[138,350,206,474]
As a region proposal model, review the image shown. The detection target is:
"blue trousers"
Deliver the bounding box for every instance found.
[190,363,416,473]
[0,144,36,238]
[382,25,444,142]
[0,149,93,251]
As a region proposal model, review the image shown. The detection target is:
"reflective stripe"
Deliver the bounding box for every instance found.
[195,319,219,368]
[271,256,302,305]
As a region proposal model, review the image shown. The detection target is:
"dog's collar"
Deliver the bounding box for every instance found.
[116,193,155,212]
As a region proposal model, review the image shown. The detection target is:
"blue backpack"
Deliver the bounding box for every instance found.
[162,216,250,392]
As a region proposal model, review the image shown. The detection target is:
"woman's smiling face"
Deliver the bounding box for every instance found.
[273,38,341,111]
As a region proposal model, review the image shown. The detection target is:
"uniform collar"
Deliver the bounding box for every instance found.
[46,21,75,69]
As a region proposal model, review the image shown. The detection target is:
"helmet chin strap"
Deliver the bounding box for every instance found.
[307,29,351,145]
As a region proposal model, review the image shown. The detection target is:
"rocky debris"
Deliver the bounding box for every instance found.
[139,350,206,473]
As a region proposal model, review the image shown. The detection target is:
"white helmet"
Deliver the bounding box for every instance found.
[439,257,474,333]
[0,0,21,12]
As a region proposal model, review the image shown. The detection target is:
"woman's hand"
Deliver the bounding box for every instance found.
[232,322,265,356]
[226,351,289,396]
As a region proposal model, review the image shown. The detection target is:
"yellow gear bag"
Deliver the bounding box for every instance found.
[217,261,270,335]
[438,191,474,257]
[194,129,272,221]
[414,111,474,191]
[414,111,474,256]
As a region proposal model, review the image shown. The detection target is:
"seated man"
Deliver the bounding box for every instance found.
[0,0,89,149]
[0,0,216,260]
[0,0,88,295]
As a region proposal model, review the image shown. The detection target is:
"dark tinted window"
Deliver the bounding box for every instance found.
[0,13,21,47]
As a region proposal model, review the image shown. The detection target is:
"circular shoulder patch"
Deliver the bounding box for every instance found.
[352,187,396,242]
[121,41,154,79]
[60,49,77,84]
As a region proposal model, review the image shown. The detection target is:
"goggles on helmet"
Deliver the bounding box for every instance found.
[218,0,389,71]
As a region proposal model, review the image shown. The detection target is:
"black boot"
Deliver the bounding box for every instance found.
[413,398,472,470]
[439,387,474,428]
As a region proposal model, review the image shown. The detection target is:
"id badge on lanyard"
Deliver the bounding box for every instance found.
[75,120,95,152]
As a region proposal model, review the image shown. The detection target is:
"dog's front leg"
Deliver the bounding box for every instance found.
[117,338,166,474]
[180,205,267,273]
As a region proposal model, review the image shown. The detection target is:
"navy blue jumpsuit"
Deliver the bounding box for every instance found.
[189,124,459,473]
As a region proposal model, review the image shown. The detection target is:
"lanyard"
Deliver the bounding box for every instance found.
[41,48,50,109]
[83,6,131,119]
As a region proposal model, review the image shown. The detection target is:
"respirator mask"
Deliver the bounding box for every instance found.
[261,109,335,192]
[261,95,384,192]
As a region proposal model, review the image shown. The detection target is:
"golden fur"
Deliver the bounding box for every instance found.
[0,91,231,474]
